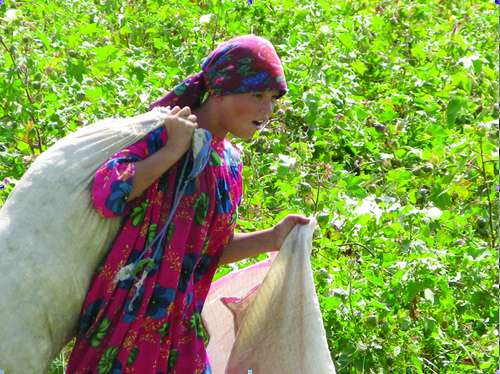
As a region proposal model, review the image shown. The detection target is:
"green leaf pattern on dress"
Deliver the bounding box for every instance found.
[193,193,210,226]
[127,345,139,367]
[86,317,111,348]
[189,310,205,340]
[97,345,120,374]
[130,199,149,228]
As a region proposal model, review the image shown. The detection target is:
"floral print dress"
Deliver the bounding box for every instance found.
[66,126,243,374]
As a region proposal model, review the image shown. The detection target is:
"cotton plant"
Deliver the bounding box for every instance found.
[3,9,22,24]
[199,14,213,26]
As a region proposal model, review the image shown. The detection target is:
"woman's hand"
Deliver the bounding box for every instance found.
[127,106,197,200]
[272,214,311,251]
[163,106,198,158]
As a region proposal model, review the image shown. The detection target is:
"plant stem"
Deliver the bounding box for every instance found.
[314,168,321,213]
[346,271,361,336]
[0,35,34,105]
[210,0,223,50]
[477,136,496,249]
[338,242,376,257]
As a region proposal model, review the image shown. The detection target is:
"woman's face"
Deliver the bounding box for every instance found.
[214,90,279,139]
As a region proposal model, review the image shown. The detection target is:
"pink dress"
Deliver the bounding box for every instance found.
[66,126,243,374]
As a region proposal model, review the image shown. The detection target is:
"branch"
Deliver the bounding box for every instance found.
[0,34,34,105]
[337,242,376,257]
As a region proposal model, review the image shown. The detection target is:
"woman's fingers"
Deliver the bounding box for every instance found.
[169,106,181,114]
[272,214,311,250]
[287,214,311,225]
[177,106,192,118]
[170,106,197,124]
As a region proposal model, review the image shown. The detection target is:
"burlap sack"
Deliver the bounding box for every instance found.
[202,219,336,374]
[0,108,171,373]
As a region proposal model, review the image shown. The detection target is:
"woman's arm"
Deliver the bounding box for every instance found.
[128,107,197,200]
[219,214,310,265]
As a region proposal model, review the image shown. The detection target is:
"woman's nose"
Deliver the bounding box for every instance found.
[261,100,275,115]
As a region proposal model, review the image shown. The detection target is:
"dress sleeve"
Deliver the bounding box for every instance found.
[92,126,167,218]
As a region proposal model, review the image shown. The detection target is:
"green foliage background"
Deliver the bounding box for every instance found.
[0,0,498,373]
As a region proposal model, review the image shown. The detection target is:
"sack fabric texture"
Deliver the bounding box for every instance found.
[0,108,172,373]
[202,219,336,374]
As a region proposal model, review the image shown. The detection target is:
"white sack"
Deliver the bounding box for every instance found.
[0,108,172,373]
[202,219,336,374]
[203,253,277,373]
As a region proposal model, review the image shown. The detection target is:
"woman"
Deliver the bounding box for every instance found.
[66,34,308,374]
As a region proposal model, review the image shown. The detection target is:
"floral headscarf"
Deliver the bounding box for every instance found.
[149,35,287,111]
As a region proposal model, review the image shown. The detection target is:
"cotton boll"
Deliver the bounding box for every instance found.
[319,25,331,35]
[425,207,443,221]
[199,14,213,26]
[4,9,22,24]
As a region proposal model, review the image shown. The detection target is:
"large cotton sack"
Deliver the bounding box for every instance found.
[203,253,278,373]
[202,219,336,374]
[0,108,171,373]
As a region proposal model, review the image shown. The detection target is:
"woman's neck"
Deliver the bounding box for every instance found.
[192,96,227,139]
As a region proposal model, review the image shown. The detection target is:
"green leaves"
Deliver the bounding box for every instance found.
[446,97,465,126]
[2,0,496,373]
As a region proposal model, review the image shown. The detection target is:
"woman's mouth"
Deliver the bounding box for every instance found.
[252,120,264,129]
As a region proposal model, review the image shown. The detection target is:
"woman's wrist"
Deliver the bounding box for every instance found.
[161,141,189,161]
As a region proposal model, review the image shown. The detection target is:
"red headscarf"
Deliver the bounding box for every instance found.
[149,35,287,111]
